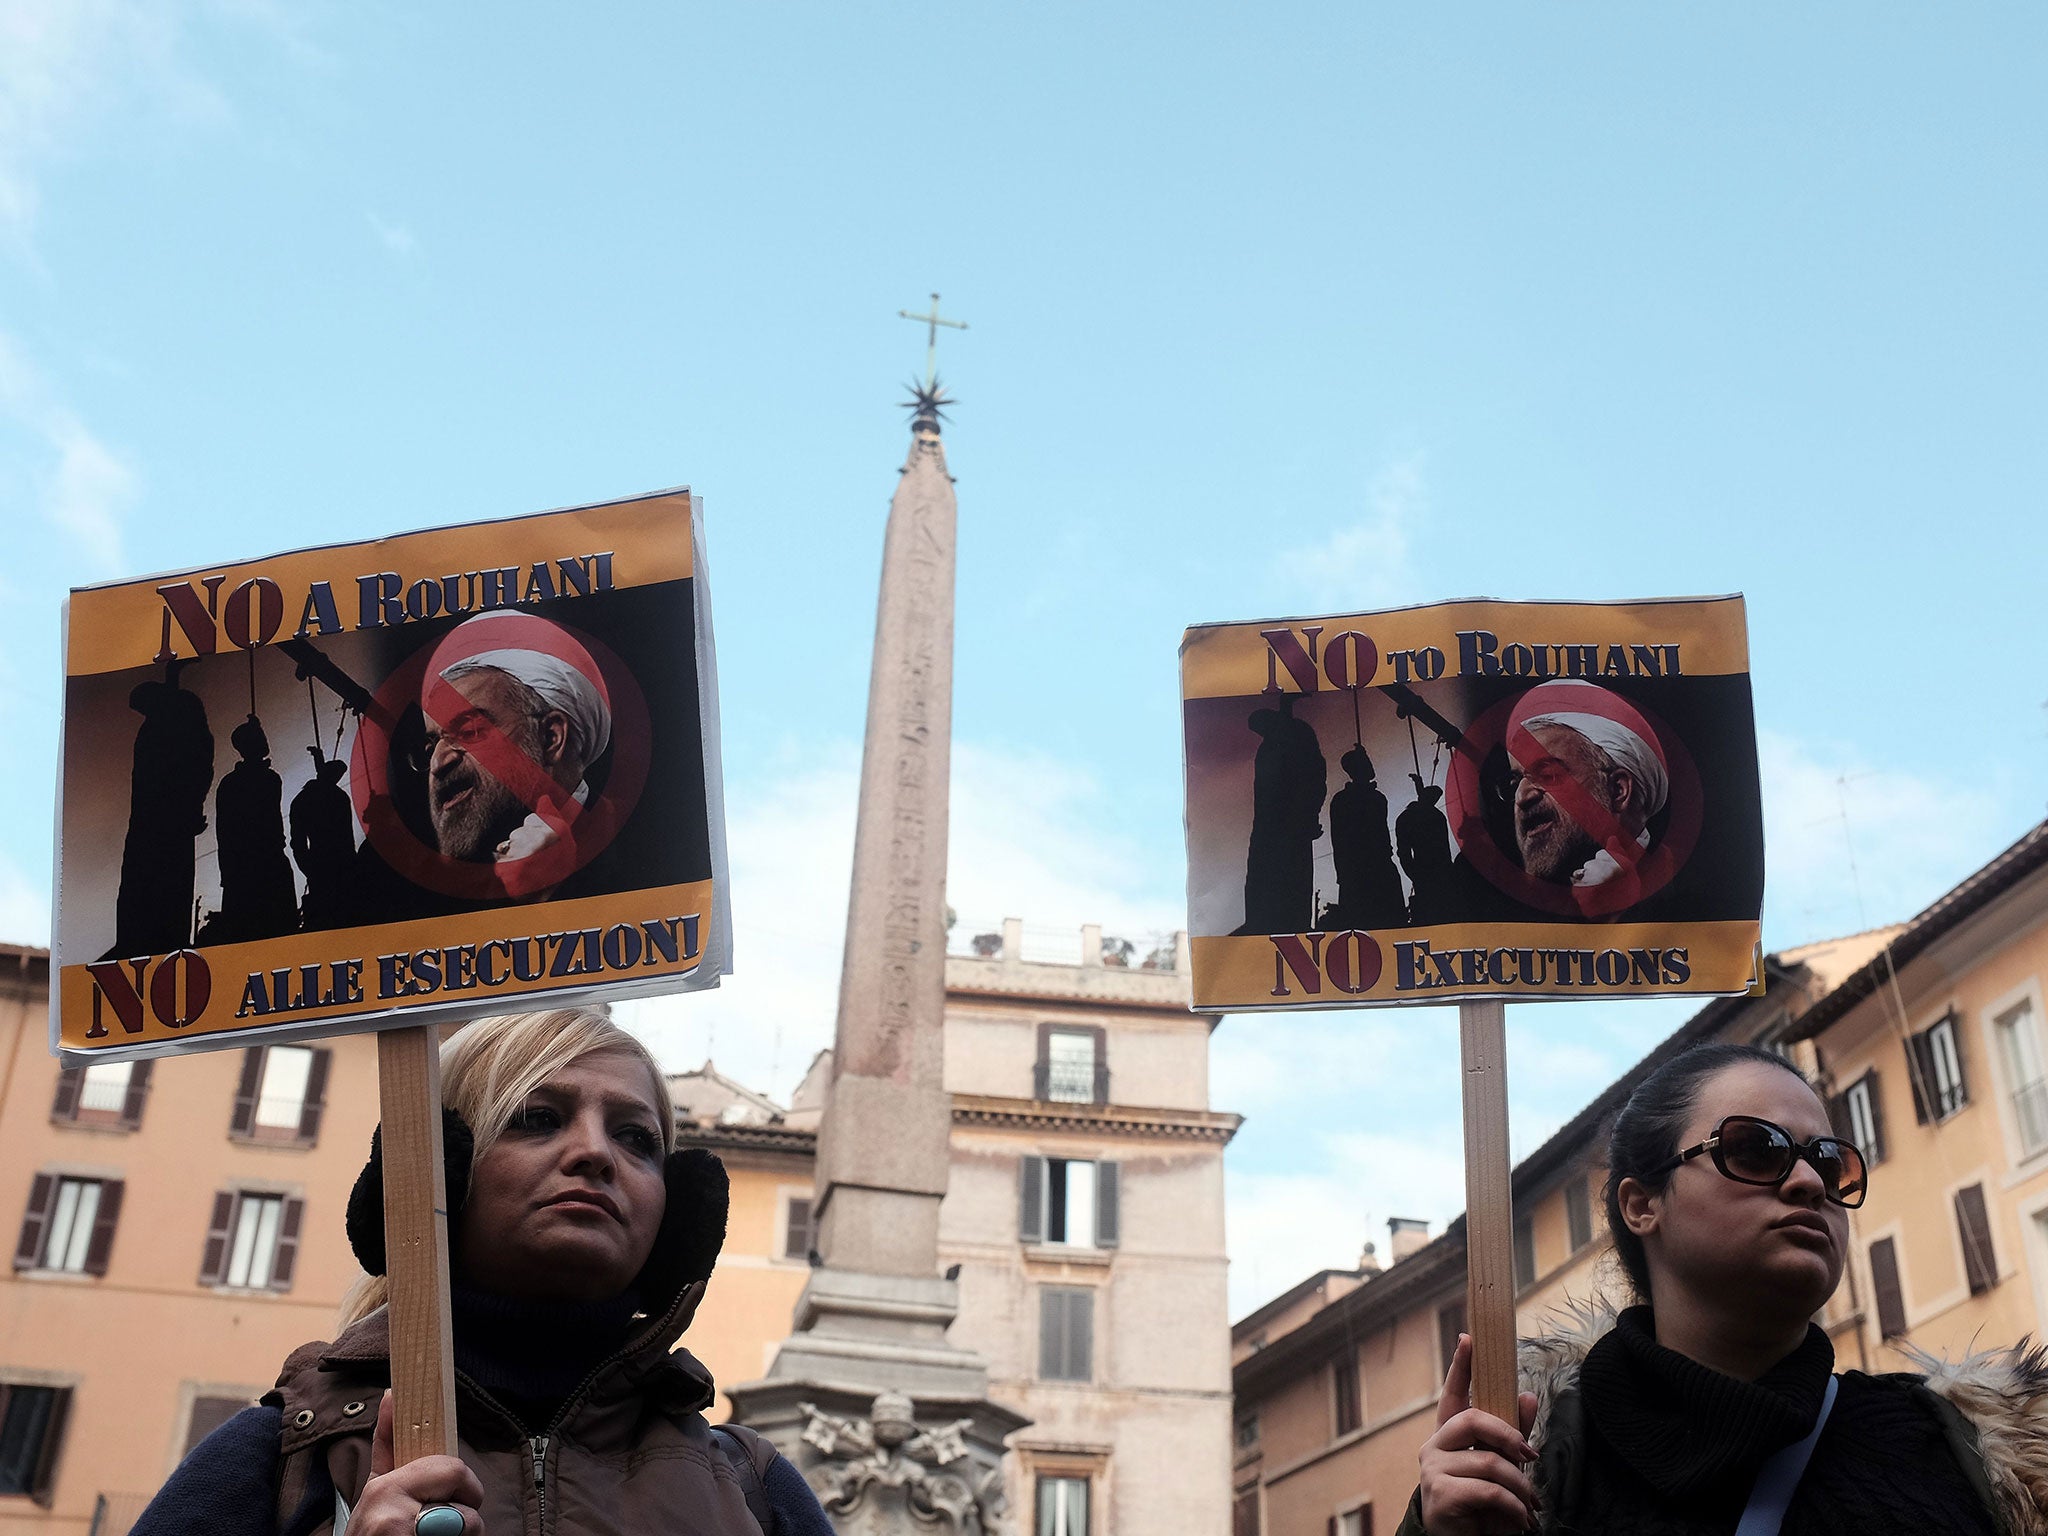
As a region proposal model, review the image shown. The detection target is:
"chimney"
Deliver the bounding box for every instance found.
[1387,1216,1430,1264]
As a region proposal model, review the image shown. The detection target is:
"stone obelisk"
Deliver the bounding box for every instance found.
[728,375,1028,1534]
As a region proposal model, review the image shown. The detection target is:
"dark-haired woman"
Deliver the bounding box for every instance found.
[1401,1043,2048,1536]
[130,1010,835,1536]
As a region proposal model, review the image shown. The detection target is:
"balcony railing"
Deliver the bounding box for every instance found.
[1034,1060,1110,1105]
[2013,1077,2048,1157]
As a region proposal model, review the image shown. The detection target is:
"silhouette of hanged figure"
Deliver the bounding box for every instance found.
[1235,694,1327,935]
[207,715,300,943]
[1397,775,1457,926]
[108,661,215,959]
[290,748,359,931]
[1323,746,1408,932]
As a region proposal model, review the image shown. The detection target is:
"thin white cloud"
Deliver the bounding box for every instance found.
[0,850,52,949]
[1757,727,2007,943]
[620,738,1184,1103]
[0,0,232,248]
[1275,453,1425,611]
[0,330,135,570]
[368,212,415,256]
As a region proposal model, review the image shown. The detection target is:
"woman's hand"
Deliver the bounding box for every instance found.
[1417,1334,1541,1535]
[346,1393,486,1536]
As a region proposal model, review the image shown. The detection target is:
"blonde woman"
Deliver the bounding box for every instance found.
[132,1010,834,1536]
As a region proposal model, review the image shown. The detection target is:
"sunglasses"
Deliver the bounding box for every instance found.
[1653,1114,1868,1209]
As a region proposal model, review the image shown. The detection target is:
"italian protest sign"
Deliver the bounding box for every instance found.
[1181,596,1763,1011]
[52,489,731,1062]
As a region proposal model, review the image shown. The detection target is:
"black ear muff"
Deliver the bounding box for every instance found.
[345,1107,476,1276]
[635,1148,729,1310]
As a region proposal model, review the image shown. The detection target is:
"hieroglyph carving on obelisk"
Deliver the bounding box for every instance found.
[812,391,958,1277]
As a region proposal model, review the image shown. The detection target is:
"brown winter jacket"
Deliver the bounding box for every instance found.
[266,1279,776,1536]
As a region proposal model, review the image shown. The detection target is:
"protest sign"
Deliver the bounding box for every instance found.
[50,486,730,1463]
[1180,594,1764,1422]
[1181,595,1764,1011]
[51,488,730,1063]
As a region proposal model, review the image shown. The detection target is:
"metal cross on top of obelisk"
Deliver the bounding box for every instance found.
[897,292,966,388]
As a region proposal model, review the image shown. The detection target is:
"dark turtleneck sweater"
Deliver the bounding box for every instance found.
[450,1284,640,1431]
[1557,1307,1998,1536]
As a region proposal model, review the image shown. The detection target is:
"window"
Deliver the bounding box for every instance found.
[229,1046,331,1144]
[1035,1025,1107,1105]
[1565,1178,1593,1252]
[1234,1413,1260,1449]
[182,1394,252,1455]
[1332,1354,1361,1436]
[1954,1184,1997,1295]
[13,1175,123,1277]
[199,1191,305,1291]
[1037,1475,1090,1536]
[1038,1287,1094,1381]
[1334,1509,1373,1536]
[1993,1000,2048,1157]
[50,1060,153,1130]
[1019,1157,1120,1248]
[1830,1071,1886,1164]
[1512,1214,1536,1291]
[1437,1298,1467,1376]
[782,1194,815,1263]
[1868,1236,1907,1339]
[1907,1015,1968,1123]
[1234,1490,1260,1536]
[0,1384,71,1505]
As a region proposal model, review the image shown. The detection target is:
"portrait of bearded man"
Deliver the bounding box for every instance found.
[421,613,614,875]
[1505,680,1670,904]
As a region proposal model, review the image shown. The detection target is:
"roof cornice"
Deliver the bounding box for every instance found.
[951,1094,1242,1143]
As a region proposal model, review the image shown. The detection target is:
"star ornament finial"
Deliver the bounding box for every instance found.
[901,376,955,430]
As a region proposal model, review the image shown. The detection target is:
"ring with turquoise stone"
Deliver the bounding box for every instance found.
[414,1506,466,1536]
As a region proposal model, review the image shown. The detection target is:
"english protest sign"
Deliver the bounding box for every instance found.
[52,488,730,1062]
[1181,595,1763,1012]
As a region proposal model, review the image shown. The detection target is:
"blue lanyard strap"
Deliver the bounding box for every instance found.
[1733,1374,1839,1536]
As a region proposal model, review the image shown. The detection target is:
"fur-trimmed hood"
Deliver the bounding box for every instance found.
[1517,1299,2048,1536]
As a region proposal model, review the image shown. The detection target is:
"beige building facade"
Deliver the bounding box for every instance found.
[678,919,1242,1536]
[0,944,381,1535]
[1232,819,2048,1536]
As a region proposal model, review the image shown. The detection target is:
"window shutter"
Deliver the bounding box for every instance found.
[784,1196,814,1262]
[1907,1034,1935,1124]
[1019,1155,1046,1244]
[1954,1184,1996,1295]
[49,1068,83,1123]
[29,1387,71,1506]
[1328,1519,1337,1536]
[297,1048,331,1143]
[1865,1070,1886,1162]
[1868,1237,1907,1338]
[1095,1161,1120,1248]
[230,1049,262,1137]
[1039,1288,1065,1377]
[120,1060,154,1130]
[15,1173,55,1269]
[1825,1091,1852,1141]
[1070,1288,1093,1381]
[199,1191,236,1284]
[183,1395,249,1455]
[83,1179,123,1277]
[270,1196,305,1290]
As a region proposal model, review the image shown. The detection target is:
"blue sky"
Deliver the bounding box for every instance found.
[4,3,2045,1316]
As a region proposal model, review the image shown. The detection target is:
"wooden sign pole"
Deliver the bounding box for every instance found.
[1458,999,1519,1422]
[377,1025,459,1462]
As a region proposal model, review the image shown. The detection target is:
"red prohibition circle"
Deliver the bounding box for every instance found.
[1443,683,1703,919]
[348,612,653,902]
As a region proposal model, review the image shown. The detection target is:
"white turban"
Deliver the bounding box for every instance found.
[1520,700,1668,818]
[442,648,612,764]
